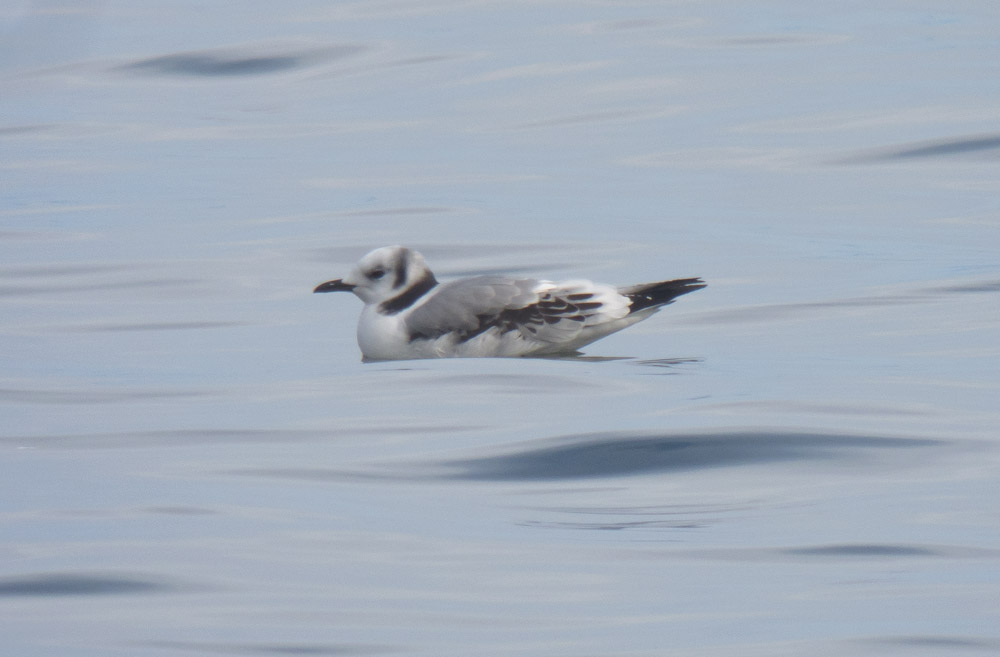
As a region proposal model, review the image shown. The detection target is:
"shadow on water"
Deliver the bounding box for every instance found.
[441,431,941,481]
[0,572,183,597]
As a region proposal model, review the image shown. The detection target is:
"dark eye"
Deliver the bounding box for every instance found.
[369,268,385,280]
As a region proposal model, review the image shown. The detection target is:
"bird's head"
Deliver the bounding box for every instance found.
[313,245,434,305]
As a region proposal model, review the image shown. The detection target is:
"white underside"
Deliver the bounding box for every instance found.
[357,304,659,360]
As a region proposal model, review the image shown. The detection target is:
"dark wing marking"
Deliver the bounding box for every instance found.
[404,276,541,342]
[453,291,611,343]
[404,275,703,345]
[408,286,611,344]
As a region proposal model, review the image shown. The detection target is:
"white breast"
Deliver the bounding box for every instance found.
[356,306,415,360]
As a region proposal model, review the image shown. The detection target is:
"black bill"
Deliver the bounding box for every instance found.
[313,279,356,293]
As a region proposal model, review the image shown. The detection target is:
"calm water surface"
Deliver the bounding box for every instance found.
[2,2,999,655]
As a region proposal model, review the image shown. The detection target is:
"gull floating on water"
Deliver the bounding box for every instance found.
[314,245,705,360]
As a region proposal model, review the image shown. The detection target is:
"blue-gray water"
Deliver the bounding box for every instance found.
[2,2,999,655]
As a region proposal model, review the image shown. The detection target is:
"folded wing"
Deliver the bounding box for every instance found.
[404,276,630,346]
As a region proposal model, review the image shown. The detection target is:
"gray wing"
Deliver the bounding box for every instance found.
[404,276,630,344]
[404,276,542,341]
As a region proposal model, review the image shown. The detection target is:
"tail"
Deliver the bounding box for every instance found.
[621,278,706,314]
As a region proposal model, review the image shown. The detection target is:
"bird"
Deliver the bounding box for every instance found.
[314,245,705,361]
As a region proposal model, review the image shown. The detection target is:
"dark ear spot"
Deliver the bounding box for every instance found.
[392,249,409,289]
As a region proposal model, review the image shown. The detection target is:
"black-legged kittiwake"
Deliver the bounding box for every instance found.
[314,245,705,360]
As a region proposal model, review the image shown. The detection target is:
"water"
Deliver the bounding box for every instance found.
[2,2,999,655]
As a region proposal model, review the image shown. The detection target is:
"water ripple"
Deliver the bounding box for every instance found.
[679,276,1000,326]
[675,543,1000,562]
[442,431,941,481]
[227,430,950,484]
[4,426,479,449]
[858,635,1000,651]
[0,386,208,405]
[145,640,397,655]
[836,132,1000,164]
[0,572,183,597]
[120,44,366,77]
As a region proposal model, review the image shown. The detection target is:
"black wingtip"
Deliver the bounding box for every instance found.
[625,277,705,313]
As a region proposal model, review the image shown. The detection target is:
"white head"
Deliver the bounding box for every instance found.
[314,245,437,308]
